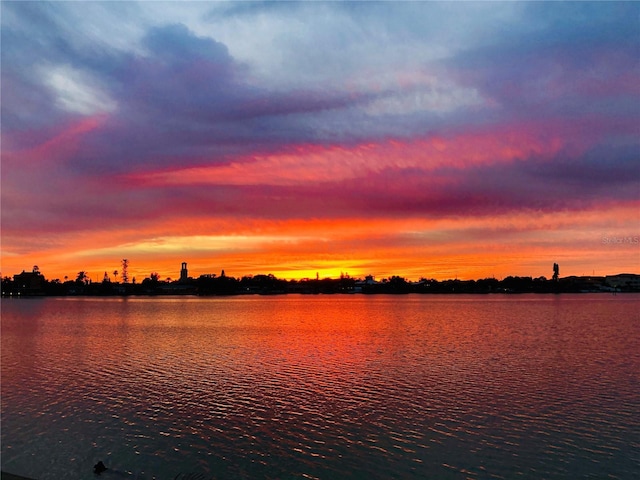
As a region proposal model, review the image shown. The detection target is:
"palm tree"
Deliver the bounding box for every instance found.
[76,271,88,285]
[113,270,119,283]
[121,259,129,284]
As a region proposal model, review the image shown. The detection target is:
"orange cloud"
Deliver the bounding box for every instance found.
[4,202,637,283]
[125,121,581,190]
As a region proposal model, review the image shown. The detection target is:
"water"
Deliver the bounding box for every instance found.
[1,294,639,479]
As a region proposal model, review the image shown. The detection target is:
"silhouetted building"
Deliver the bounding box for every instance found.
[354,275,378,293]
[180,262,188,283]
[13,268,45,295]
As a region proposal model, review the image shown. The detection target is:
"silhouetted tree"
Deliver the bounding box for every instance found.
[121,259,129,284]
[1,276,14,295]
[76,271,89,285]
[387,275,410,293]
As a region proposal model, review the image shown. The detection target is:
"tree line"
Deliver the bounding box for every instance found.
[2,266,634,296]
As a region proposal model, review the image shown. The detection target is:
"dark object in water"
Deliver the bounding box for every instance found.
[94,461,107,474]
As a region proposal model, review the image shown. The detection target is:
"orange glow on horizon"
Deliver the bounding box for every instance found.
[2,2,638,297]
[2,203,638,283]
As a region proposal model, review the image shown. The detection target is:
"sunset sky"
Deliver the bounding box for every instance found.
[2,1,639,282]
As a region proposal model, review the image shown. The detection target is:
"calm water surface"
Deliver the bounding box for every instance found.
[2,294,639,479]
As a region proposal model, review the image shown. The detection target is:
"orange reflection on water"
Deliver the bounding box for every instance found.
[2,295,639,480]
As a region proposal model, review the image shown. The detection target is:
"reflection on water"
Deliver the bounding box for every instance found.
[2,295,639,479]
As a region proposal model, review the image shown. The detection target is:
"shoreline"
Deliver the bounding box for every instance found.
[2,289,637,299]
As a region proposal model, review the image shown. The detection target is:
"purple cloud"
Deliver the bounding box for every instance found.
[1,1,638,278]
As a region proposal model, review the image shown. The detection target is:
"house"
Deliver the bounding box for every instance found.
[13,268,45,295]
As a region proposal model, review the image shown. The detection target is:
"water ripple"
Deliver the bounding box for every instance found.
[2,295,639,479]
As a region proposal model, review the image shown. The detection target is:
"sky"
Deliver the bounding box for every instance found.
[1,1,639,282]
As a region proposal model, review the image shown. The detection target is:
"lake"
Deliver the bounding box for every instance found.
[1,294,639,479]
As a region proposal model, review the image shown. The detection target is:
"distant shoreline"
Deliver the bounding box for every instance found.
[3,290,639,299]
[3,271,639,297]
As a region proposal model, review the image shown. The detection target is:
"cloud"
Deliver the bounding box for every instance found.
[444,2,640,118]
[1,1,638,280]
[43,64,117,115]
[206,1,526,90]
[50,23,388,175]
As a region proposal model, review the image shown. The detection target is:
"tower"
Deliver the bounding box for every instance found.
[180,262,188,282]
